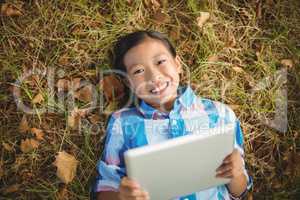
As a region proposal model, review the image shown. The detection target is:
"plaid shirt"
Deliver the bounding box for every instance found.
[94,86,252,200]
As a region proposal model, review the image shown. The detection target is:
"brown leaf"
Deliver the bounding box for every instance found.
[280,59,294,68]
[67,108,87,130]
[30,128,44,140]
[99,75,125,102]
[53,151,79,184]
[151,0,161,8]
[32,93,44,104]
[227,34,236,47]
[0,162,3,178]
[256,0,262,19]
[19,115,29,133]
[27,74,40,86]
[20,139,39,153]
[67,113,80,130]
[70,78,81,91]
[196,12,210,28]
[58,54,70,66]
[104,101,118,113]
[74,85,93,102]
[88,114,101,124]
[56,79,70,92]
[1,3,23,17]
[232,66,244,73]
[2,184,20,194]
[207,55,219,62]
[2,142,14,151]
[153,10,170,24]
[144,0,161,9]
[169,28,180,40]
[56,184,69,200]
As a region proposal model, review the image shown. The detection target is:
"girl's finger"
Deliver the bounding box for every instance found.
[120,187,149,198]
[216,170,233,178]
[216,164,232,175]
[121,177,140,189]
[216,162,232,173]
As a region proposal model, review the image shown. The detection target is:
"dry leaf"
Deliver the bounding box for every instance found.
[74,85,93,102]
[196,12,210,28]
[53,151,78,184]
[256,0,262,19]
[227,34,236,47]
[30,128,44,140]
[27,74,40,86]
[32,93,44,104]
[2,184,20,194]
[280,59,293,68]
[153,10,170,24]
[1,3,23,17]
[58,54,70,66]
[57,184,69,200]
[56,79,70,92]
[67,113,80,130]
[126,0,132,4]
[2,142,14,151]
[151,0,161,8]
[19,115,29,133]
[170,29,180,40]
[0,162,3,178]
[232,66,244,73]
[20,139,39,153]
[99,75,125,102]
[70,78,81,90]
[88,114,101,124]
[207,55,219,62]
[104,101,118,113]
[144,0,161,9]
[67,108,87,130]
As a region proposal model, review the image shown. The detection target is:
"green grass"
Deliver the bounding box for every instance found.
[0,0,299,199]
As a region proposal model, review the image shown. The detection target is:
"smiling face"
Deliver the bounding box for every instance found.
[123,38,182,112]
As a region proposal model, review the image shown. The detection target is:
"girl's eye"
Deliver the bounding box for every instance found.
[133,69,144,75]
[157,59,166,65]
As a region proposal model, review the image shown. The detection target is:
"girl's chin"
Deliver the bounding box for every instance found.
[144,95,177,111]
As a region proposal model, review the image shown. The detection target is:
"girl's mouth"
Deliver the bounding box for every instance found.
[150,82,169,95]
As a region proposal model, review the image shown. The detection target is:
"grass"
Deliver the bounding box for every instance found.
[0,0,300,199]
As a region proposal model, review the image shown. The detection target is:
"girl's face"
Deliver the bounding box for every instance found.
[123,38,182,112]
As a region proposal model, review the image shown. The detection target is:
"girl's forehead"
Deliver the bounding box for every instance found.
[123,38,171,67]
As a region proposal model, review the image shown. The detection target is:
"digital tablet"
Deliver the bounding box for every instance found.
[124,124,235,200]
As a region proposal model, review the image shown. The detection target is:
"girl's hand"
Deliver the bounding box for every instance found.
[119,177,150,200]
[215,149,244,179]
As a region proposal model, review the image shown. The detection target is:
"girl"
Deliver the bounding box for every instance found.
[94,31,252,200]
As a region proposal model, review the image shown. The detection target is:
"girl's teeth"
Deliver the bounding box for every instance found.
[151,82,168,94]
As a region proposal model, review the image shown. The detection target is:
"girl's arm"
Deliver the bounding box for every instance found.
[226,172,248,197]
[96,177,149,200]
[97,191,120,200]
[216,149,249,198]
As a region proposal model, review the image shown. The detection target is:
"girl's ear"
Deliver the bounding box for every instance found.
[175,55,183,74]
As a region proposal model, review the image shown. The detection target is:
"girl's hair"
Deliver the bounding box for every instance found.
[111,30,176,72]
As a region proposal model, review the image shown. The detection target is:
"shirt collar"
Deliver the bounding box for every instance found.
[136,85,197,119]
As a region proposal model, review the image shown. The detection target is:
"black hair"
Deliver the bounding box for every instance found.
[111,30,176,72]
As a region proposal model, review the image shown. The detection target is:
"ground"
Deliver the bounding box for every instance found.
[0,0,300,199]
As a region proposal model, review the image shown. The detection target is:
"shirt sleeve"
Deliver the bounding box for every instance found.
[234,120,253,191]
[94,114,127,192]
[225,105,253,197]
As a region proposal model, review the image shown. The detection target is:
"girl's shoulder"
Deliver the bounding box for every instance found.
[109,106,144,124]
[193,96,237,121]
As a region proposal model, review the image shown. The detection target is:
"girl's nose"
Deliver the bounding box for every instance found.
[148,68,163,85]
